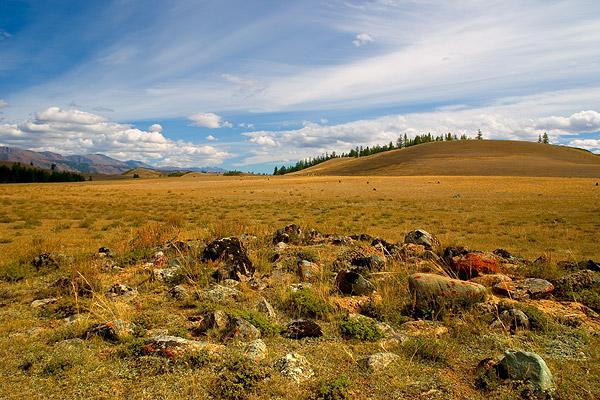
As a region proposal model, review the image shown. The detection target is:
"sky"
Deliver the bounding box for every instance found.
[0,0,599,172]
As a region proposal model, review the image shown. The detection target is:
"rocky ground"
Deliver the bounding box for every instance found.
[1,224,599,399]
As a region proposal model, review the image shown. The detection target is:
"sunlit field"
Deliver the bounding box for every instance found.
[0,175,599,399]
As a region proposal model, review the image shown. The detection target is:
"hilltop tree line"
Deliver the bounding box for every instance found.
[0,163,85,183]
[273,130,478,175]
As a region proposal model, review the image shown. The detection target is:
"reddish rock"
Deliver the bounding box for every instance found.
[450,252,500,279]
[469,274,512,288]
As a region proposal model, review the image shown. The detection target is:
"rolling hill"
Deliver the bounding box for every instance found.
[293,140,600,177]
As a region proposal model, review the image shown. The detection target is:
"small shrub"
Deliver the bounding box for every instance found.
[216,357,269,400]
[286,289,333,319]
[339,317,383,341]
[508,303,556,333]
[569,289,600,313]
[315,375,351,400]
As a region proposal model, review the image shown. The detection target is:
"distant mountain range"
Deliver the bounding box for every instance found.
[0,146,226,175]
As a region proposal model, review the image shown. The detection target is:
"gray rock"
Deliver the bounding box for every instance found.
[108,283,138,297]
[408,273,486,313]
[31,297,59,308]
[32,253,65,270]
[222,317,261,341]
[168,285,189,300]
[89,320,135,342]
[493,278,554,300]
[404,229,440,252]
[143,335,224,359]
[298,260,321,282]
[274,352,314,382]
[244,339,268,362]
[359,352,399,372]
[554,270,600,295]
[335,270,376,296]
[189,310,230,334]
[497,350,555,393]
[283,319,323,339]
[196,284,242,303]
[152,266,181,283]
[491,309,530,333]
[272,224,303,244]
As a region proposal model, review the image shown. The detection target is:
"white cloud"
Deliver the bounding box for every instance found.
[536,111,600,134]
[243,132,278,147]
[0,99,7,108]
[189,112,232,129]
[149,123,162,133]
[567,139,600,151]
[0,107,230,166]
[352,33,373,47]
[206,134,217,141]
[240,94,600,164]
[238,122,255,129]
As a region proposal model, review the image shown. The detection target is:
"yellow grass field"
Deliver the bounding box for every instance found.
[0,175,599,400]
[1,175,598,261]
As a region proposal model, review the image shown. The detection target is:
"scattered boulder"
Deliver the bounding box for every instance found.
[273,224,303,244]
[491,309,530,333]
[274,352,314,382]
[151,266,181,284]
[349,254,385,274]
[469,274,512,288]
[404,229,440,252]
[189,310,230,334]
[448,251,500,279]
[335,270,376,296]
[274,241,288,252]
[152,251,168,267]
[493,278,554,300]
[328,234,353,246]
[498,350,555,393]
[31,297,59,308]
[358,352,399,372]
[202,237,254,280]
[97,247,113,258]
[350,233,375,242]
[196,284,242,303]
[168,285,189,301]
[89,320,135,342]
[297,260,321,282]
[244,339,268,362]
[108,283,137,297]
[371,238,400,256]
[408,273,487,313]
[554,270,600,296]
[222,317,261,341]
[32,253,64,270]
[256,297,277,320]
[142,335,224,359]
[557,259,600,272]
[331,295,376,315]
[282,319,323,339]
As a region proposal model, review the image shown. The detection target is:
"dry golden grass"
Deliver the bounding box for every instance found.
[0,175,598,400]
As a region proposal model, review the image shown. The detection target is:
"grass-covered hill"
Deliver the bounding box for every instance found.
[293,140,600,177]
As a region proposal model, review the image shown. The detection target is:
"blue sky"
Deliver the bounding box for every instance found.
[1,0,599,172]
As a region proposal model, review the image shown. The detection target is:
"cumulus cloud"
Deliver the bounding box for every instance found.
[0,99,7,108]
[240,105,600,165]
[189,112,232,129]
[567,139,600,152]
[536,111,600,134]
[352,33,374,47]
[149,123,162,133]
[0,107,230,166]
[206,134,217,141]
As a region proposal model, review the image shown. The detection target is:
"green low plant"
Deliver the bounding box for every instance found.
[339,317,383,341]
[286,288,333,319]
[315,375,351,400]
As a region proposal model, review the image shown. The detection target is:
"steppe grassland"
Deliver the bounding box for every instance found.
[0,175,598,399]
[0,175,598,261]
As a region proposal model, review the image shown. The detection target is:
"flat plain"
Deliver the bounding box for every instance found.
[0,175,599,399]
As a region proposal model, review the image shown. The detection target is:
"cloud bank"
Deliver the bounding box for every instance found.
[0,107,230,166]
